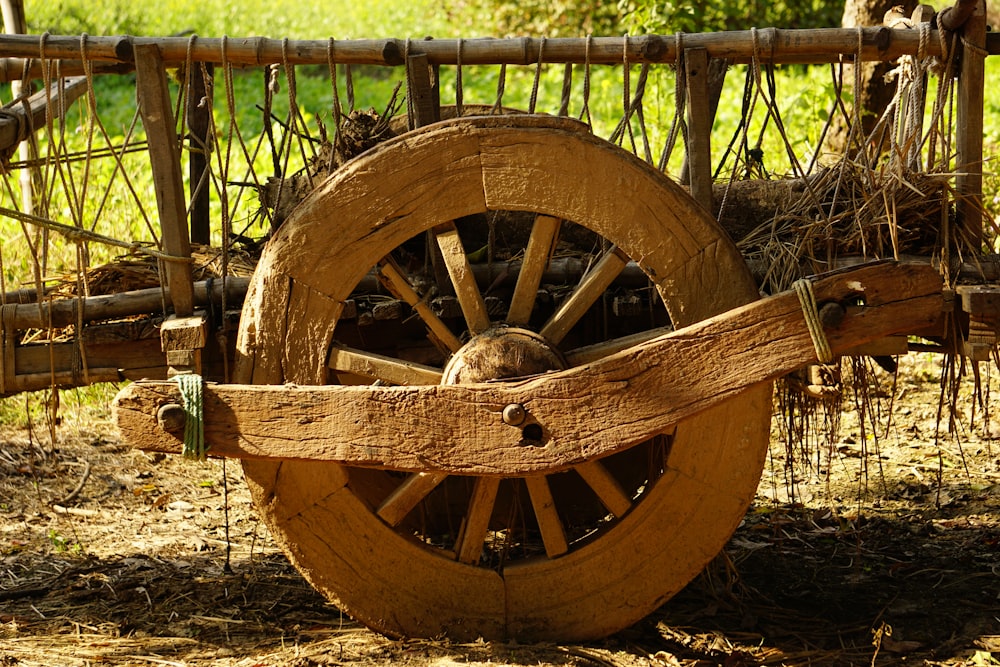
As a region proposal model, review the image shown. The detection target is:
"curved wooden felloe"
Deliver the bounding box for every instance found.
[234,115,772,641]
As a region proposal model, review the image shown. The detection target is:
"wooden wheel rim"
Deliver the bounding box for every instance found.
[235,116,771,641]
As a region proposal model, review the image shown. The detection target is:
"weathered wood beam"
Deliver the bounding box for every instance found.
[5,277,249,330]
[134,43,194,317]
[955,0,986,252]
[114,261,943,476]
[0,28,954,72]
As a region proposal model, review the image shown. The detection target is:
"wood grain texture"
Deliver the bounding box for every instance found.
[0,30,950,69]
[134,44,194,317]
[219,116,773,641]
[117,261,941,474]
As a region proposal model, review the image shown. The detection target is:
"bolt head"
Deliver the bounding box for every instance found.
[501,403,526,426]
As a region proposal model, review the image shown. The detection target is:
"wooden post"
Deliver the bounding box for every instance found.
[187,62,213,246]
[681,47,714,211]
[134,43,195,317]
[1,0,40,229]
[955,0,986,253]
[406,53,440,129]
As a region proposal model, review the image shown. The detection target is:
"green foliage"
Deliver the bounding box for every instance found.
[619,0,846,35]
[25,0,461,38]
[451,0,623,37]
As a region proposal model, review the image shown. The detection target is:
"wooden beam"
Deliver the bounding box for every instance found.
[680,47,714,211]
[6,277,249,330]
[405,52,440,130]
[186,62,213,245]
[0,76,89,153]
[955,0,986,252]
[114,261,943,475]
[134,43,194,317]
[0,29,952,70]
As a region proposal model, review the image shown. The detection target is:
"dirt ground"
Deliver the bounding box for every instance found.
[1,354,998,667]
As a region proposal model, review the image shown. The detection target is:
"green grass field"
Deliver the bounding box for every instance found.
[2,1,999,293]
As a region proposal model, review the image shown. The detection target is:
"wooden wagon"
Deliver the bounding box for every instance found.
[0,0,994,641]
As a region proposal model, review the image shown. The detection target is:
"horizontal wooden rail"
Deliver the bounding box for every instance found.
[0,27,963,83]
[5,277,249,330]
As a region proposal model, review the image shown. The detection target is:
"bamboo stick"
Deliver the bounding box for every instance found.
[0,28,964,76]
[0,76,87,152]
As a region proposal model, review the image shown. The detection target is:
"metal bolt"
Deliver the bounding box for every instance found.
[501,403,526,426]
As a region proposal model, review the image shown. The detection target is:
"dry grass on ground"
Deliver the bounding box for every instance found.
[0,355,998,666]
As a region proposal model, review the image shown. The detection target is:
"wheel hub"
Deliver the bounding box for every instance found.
[441,326,566,385]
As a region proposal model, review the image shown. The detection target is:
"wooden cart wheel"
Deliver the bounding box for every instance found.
[234,115,772,641]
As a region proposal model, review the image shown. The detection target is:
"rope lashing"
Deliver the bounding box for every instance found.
[792,278,833,364]
[176,373,207,460]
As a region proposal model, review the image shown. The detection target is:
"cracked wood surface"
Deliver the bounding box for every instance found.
[115,261,942,475]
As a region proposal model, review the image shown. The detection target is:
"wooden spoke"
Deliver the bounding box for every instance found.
[574,461,633,518]
[539,246,630,345]
[328,344,443,386]
[455,476,501,564]
[376,257,463,353]
[564,327,672,366]
[434,222,492,335]
[377,472,449,527]
[524,475,569,558]
[507,214,561,325]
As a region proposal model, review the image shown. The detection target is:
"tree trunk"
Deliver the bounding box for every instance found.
[826,0,919,155]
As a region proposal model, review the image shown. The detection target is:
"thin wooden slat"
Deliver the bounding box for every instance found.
[434,222,491,335]
[134,43,194,317]
[539,246,629,345]
[376,258,463,353]
[377,472,449,526]
[455,477,500,564]
[574,461,632,518]
[507,214,560,325]
[523,476,569,558]
[328,344,442,386]
[564,327,670,366]
[187,62,213,245]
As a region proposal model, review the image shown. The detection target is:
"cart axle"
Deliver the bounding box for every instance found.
[114,260,942,475]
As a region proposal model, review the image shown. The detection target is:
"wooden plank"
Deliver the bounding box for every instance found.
[574,461,632,518]
[957,283,1000,318]
[186,62,213,245]
[0,77,88,154]
[115,261,943,475]
[524,475,568,558]
[539,246,629,345]
[134,43,194,317]
[328,344,443,385]
[434,222,491,335]
[955,0,986,251]
[376,472,448,526]
[682,47,713,211]
[455,477,500,564]
[507,214,560,325]
[160,311,208,351]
